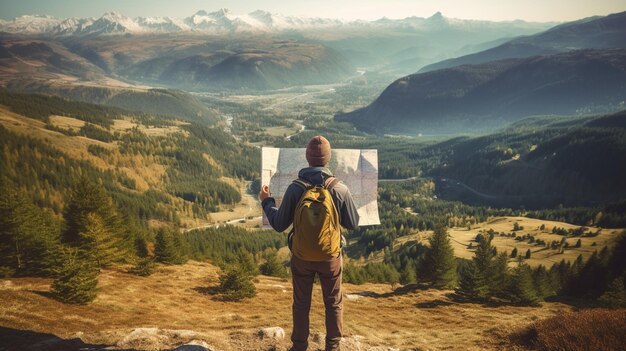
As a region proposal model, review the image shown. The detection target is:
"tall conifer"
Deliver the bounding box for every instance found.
[509,264,540,306]
[456,261,488,301]
[424,226,457,288]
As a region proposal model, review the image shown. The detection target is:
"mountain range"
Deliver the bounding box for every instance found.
[0,9,557,92]
[337,11,626,134]
[0,10,549,37]
[419,10,626,73]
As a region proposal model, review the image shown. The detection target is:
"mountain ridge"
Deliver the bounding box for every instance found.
[336,48,626,134]
[0,9,553,37]
[419,10,626,73]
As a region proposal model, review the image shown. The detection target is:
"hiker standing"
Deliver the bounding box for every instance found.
[260,135,359,351]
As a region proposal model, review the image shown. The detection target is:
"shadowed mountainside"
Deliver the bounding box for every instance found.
[336,49,626,134]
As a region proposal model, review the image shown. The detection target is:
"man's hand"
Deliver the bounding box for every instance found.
[259,185,271,202]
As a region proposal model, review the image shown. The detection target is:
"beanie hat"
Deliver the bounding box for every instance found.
[306,135,331,166]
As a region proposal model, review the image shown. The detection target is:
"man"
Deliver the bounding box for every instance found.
[259,135,359,351]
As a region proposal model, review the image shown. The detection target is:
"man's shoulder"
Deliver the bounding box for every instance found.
[329,179,350,194]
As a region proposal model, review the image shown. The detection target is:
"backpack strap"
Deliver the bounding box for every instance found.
[293,177,339,191]
[324,176,340,191]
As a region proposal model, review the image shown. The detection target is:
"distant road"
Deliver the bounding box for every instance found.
[182,181,261,233]
[285,124,305,140]
[437,177,499,200]
[182,215,263,233]
[378,176,419,182]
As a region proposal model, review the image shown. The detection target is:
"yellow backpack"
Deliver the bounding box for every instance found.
[290,177,341,261]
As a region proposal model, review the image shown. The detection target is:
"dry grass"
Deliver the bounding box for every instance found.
[111,118,188,137]
[510,309,626,351]
[0,260,574,351]
[0,107,113,170]
[49,115,85,131]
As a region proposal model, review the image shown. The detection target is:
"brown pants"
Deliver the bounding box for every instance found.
[290,254,343,351]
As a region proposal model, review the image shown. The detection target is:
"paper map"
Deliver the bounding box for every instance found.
[261,147,380,228]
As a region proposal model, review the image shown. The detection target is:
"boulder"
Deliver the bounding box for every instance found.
[172,339,215,351]
[117,327,214,350]
[118,327,167,349]
[257,327,285,340]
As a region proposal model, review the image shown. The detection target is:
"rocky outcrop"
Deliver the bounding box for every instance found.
[116,328,216,350]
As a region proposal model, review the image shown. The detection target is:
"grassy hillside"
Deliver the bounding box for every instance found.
[3,84,218,125]
[0,93,257,228]
[384,216,624,267]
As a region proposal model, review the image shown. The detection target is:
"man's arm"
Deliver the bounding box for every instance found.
[338,186,359,230]
[261,183,301,232]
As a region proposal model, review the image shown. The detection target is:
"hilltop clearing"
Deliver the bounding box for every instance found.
[385,216,624,267]
[0,260,573,351]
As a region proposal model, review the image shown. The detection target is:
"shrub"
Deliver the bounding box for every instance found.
[511,309,626,351]
[128,257,155,277]
[51,255,98,304]
[218,266,257,301]
[0,266,15,278]
[599,274,626,308]
[259,251,287,278]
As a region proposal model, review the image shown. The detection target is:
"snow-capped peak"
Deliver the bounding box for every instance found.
[0,14,61,34]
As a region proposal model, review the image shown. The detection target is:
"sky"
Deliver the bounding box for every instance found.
[0,0,625,22]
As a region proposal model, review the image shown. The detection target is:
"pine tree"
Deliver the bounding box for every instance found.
[79,213,124,269]
[154,228,180,264]
[511,247,518,258]
[219,265,257,301]
[63,177,124,246]
[51,250,99,304]
[423,226,457,288]
[455,261,488,301]
[599,274,626,308]
[508,264,540,306]
[533,265,553,299]
[574,239,582,248]
[238,251,259,276]
[134,237,149,258]
[489,252,509,297]
[259,251,286,277]
[400,260,417,285]
[171,232,189,264]
[128,257,155,277]
[0,178,61,276]
[472,234,497,298]
[525,249,531,259]
[387,266,401,290]
[474,235,495,274]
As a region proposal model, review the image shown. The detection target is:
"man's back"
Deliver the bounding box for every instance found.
[259,136,359,351]
[262,166,359,234]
